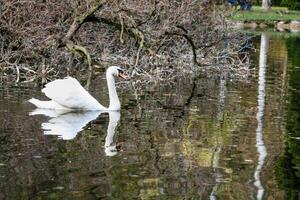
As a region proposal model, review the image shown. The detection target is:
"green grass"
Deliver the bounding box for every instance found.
[231,6,300,22]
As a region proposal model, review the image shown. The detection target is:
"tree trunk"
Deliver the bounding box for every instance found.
[262,0,271,10]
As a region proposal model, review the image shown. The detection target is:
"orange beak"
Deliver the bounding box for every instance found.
[118,72,127,80]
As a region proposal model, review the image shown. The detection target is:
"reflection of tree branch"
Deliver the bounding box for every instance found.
[162,75,203,114]
[184,77,197,108]
[149,130,161,174]
[162,76,201,119]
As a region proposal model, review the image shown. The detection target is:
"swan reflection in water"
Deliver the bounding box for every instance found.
[30,109,121,156]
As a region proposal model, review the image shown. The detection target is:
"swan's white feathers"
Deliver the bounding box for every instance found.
[29,66,123,110]
[42,77,105,110]
[28,98,69,110]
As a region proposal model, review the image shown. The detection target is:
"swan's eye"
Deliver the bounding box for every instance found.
[117,68,127,80]
[117,68,124,74]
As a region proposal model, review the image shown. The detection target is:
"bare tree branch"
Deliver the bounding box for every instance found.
[59,0,108,47]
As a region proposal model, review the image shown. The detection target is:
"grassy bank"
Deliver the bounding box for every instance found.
[231,6,300,22]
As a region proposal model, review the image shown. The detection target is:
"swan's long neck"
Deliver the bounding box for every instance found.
[107,72,120,110]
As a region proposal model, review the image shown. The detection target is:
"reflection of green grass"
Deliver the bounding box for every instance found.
[234,28,300,38]
[231,6,300,22]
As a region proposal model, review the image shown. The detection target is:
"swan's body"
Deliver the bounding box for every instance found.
[29,66,126,111]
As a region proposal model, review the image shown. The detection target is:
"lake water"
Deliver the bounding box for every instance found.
[0,33,299,200]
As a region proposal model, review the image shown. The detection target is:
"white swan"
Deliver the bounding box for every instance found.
[29,66,126,111]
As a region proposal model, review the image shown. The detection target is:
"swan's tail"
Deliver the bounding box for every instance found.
[28,98,69,110]
[28,98,54,109]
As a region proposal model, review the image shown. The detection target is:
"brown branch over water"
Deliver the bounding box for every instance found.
[166,32,199,65]
[66,43,92,70]
[59,0,108,48]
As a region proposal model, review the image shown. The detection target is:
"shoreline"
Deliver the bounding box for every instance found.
[234,20,300,32]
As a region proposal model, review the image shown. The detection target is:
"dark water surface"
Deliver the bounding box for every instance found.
[0,34,300,200]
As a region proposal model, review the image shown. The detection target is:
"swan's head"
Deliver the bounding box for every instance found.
[107,66,127,80]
